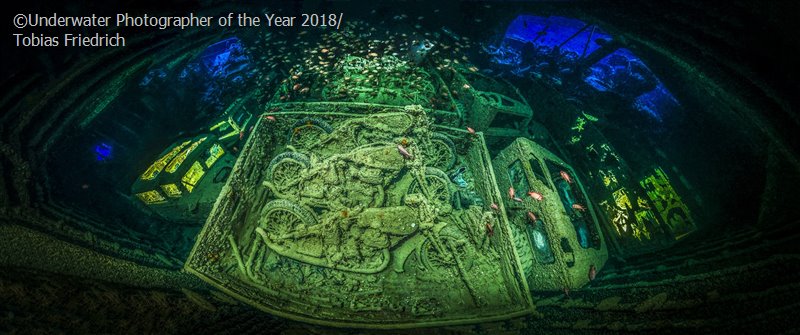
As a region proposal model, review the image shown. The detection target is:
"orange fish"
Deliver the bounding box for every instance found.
[527,211,537,223]
[588,264,597,281]
[572,203,586,211]
[485,222,494,237]
[528,191,543,201]
[239,131,244,140]
[466,127,476,135]
[264,115,276,121]
[490,203,499,211]
[560,170,573,184]
[508,187,515,199]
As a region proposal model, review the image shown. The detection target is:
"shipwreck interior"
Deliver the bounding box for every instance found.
[1,0,799,334]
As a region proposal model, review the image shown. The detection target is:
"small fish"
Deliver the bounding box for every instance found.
[264,115,276,121]
[239,131,244,140]
[508,187,515,199]
[527,211,537,223]
[292,83,302,91]
[513,197,523,203]
[466,126,476,135]
[462,83,471,89]
[397,144,412,159]
[490,203,499,211]
[485,222,494,237]
[560,170,573,184]
[300,87,310,94]
[588,264,597,281]
[528,191,543,201]
[572,203,586,211]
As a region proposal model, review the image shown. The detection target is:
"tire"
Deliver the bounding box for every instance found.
[419,226,472,272]
[406,167,453,209]
[424,133,457,171]
[266,151,310,188]
[510,223,534,281]
[258,199,318,244]
[287,117,333,150]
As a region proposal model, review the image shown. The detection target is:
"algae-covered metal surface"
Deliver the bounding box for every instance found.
[185,103,533,328]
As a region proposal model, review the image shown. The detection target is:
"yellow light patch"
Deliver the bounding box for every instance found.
[634,210,655,240]
[604,188,653,241]
[205,144,225,168]
[140,140,191,181]
[135,190,166,204]
[181,161,205,193]
[640,167,696,240]
[612,188,631,209]
[166,137,207,173]
[161,183,182,197]
[600,169,617,188]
